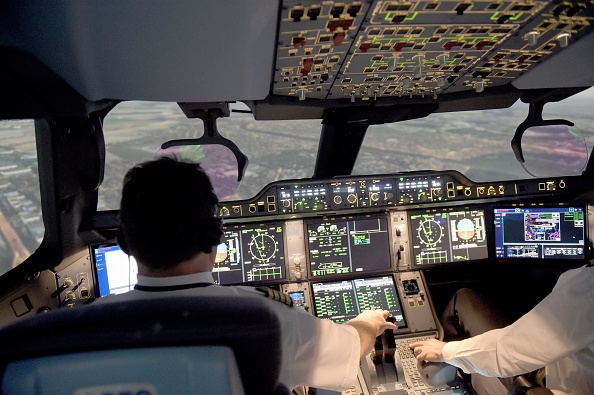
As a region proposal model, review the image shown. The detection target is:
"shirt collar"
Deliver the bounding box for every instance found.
[136,271,215,287]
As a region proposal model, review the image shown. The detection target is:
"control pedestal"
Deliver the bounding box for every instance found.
[317,332,470,395]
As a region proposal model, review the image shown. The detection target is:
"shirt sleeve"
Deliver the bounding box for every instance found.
[442,266,594,378]
[279,308,361,391]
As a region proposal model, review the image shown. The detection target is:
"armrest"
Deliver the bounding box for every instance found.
[417,361,459,387]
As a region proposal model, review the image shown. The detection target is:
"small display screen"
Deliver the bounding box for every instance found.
[215,222,286,285]
[306,214,392,277]
[311,276,406,327]
[410,208,489,266]
[402,279,420,295]
[289,291,306,308]
[92,243,138,297]
[494,206,585,259]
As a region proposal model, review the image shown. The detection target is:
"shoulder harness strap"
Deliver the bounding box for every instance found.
[256,286,293,307]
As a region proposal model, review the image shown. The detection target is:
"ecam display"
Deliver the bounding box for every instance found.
[306,214,392,277]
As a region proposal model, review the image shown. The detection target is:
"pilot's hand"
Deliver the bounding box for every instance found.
[409,339,446,362]
[347,309,399,357]
[353,309,399,336]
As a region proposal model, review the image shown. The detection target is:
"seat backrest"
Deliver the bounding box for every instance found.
[0,295,283,395]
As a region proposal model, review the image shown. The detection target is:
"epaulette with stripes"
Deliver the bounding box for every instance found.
[256,286,293,307]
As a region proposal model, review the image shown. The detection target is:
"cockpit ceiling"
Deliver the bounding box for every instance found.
[1,1,279,103]
[274,0,594,101]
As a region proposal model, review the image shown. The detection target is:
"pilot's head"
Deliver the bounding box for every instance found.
[118,158,223,270]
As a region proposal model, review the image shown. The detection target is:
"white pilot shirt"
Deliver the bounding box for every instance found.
[441,265,594,395]
[98,271,361,391]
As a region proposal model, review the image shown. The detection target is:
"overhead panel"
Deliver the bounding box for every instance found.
[274,0,594,101]
[275,2,372,100]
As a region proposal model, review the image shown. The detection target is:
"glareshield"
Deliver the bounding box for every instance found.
[155,144,240,201]
[520,125,588,177]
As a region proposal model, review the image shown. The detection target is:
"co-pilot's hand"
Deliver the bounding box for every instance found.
[409,339,446,362]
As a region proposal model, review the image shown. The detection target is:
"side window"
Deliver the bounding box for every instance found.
[0,120,43,276]
[542,87,594,154]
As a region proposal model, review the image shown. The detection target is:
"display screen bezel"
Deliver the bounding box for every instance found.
[409,206,490,269]
[493,205,587,260]
[217,221,287,285]
[90,242,138,297]
[311,275,408,327]
[304,213,394,279]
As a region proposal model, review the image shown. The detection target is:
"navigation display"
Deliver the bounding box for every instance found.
[494,206,585,259]
[216,222,286,284]
[306,214,392,277]
[311,276,406,327]
[92,243,138,297]
[410,208,488,266]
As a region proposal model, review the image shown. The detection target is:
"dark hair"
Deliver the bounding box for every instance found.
[118,158,222,269]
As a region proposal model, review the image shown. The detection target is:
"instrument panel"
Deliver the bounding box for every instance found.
[56,168,590,313]
[217,203,585,285]
[77,202,588,310]
[38,169,583,323]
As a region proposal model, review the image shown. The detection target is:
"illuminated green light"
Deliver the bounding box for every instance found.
[405,12,418,21]
[384,11,417,22]
[490,12,522,21]
[443,36,497,41]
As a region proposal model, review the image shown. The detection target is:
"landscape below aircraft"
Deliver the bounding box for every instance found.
[0,1,592,395]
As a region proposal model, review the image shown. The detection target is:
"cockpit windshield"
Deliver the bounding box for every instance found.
[0,119,42,276]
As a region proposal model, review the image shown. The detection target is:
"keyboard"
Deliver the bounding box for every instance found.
[396,336,432,389]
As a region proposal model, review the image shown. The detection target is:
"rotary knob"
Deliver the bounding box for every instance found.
[334,195,342,204]
[347,194,357,204]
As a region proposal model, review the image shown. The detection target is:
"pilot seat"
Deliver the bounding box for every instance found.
[0,295,288,395]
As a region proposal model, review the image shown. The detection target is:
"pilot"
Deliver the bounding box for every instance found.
[410,264,594,395]
[109,157,398,391]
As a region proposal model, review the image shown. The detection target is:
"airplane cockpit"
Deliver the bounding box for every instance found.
[0,1,593,395]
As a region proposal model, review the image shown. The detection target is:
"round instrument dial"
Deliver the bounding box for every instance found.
[248,233,279,262]
[417,219,444,247]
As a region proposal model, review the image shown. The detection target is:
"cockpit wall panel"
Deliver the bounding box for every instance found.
[0,270,58,328]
